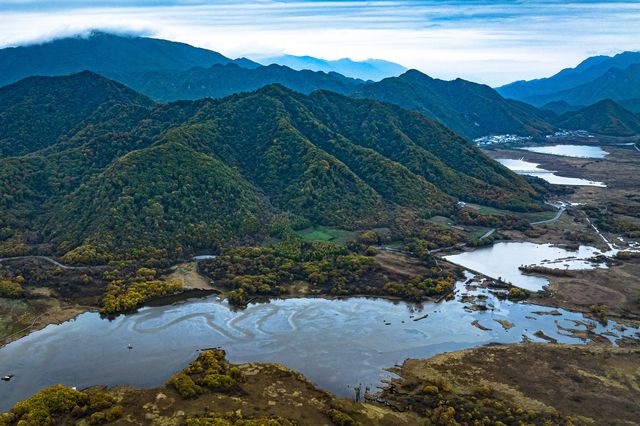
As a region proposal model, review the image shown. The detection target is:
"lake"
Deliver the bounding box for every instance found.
[520,145,609,159]
[0,274,637,412]
[497,158,606,187]
[444,242,610,291]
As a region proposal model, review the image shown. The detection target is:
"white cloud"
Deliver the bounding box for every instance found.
[0,1,639,85]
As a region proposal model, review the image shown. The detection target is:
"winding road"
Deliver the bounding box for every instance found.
[531,206,566,225]
[0,255,101,270]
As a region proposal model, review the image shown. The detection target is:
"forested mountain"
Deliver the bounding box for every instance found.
[108,66,555,139]
[0,71,153,157]
[350,70,554,139]
[0,31,249,87]
[619,98,640,114]
[497,51,640,103]
[523,64,640,108]
[259,55,406,81]
[0,72,545,262]
[553,99,640,137]
[112,63,365,102]
[541,100,582,116]
[0,33,558,139]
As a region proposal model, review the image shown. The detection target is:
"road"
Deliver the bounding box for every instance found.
[531,206,566,225]
[0,255,101,270]
[479,228,495,240]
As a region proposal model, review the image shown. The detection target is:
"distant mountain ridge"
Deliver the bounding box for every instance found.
[258,55,407,81]
[0,31,252,87]
[0,32,559,139]
[112,63,366,102]
[525,63,640,108]
[0,72,545,260]
[497,51,640,107]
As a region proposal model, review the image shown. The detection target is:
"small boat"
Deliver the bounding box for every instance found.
[127,344,133,350]
[2,374,14,381]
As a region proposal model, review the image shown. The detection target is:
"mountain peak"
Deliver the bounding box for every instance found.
[497,50,640,105]
[554,98,640,136]
[0,32,235,87]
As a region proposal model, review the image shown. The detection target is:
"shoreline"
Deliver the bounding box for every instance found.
[3,264,638,352]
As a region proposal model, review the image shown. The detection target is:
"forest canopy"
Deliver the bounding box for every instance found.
[0,72,547,262]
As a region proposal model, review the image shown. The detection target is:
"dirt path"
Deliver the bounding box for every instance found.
[374,250,430,278]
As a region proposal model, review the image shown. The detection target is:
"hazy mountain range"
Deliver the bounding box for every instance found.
[1,31,639,146]
[0,32,562,139]
[497,51,640,112]
[258,55,407,81]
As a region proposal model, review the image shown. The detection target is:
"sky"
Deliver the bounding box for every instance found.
[0,1,639,86]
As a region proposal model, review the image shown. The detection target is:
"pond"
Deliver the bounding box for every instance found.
[520,145,608,159]
[444,242,610,291]
[497,158,606,187]
[1,275,637,412]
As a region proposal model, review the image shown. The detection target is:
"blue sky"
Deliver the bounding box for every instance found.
[1,1,639,85]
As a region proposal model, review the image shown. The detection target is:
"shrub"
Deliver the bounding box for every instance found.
[590,304,608,325]
[326,409,356,426]
[169,373,202,398]
[101,279,182,314]
[507,287,529,301]
[88,406,124,425]
[10,384,88,426]
[187,412,287,426]
[0,279,22,298]
[87,390,115,411]
[423,385,440,395]
[200,373,236,390]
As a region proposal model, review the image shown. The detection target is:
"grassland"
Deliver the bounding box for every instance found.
[296,226,357,244]
[382,343,640,426]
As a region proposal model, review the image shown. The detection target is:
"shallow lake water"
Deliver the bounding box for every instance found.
[497,158,606,187]
[444,242,610,291]
[1,275,637,411]
[520,145,608,159]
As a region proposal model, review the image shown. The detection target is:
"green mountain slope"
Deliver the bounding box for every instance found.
[0,71,153,158]
[350,70,554,139]
[50,140,272,261]
[113,63,364,101]
[0,73,545,261]
[619,98,640,114]
[553,99,640,136]
[0,31,241,87]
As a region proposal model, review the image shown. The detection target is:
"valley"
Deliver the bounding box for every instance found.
[1,29,640,425]
[2,134,640,425]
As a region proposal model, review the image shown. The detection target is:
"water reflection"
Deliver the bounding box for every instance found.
[497,158,606,187]
[521,145,608,159]
[0,275,637,411]
[444,242,610,291]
